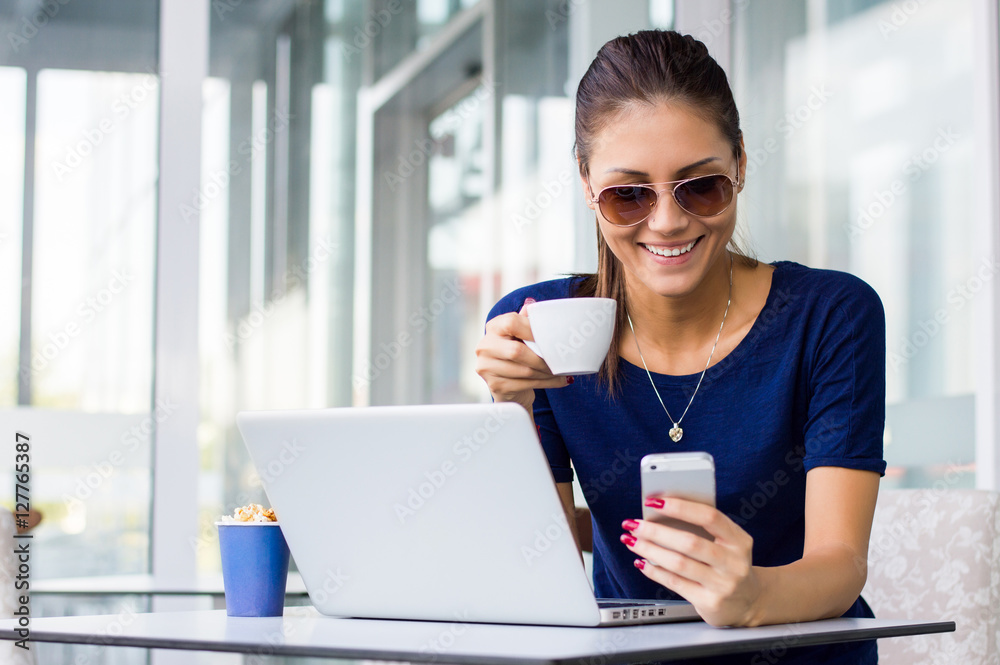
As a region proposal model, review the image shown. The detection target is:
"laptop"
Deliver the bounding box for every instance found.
[236,402,702,627]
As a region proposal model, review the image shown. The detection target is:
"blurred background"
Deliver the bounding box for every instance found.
[0,0,997,662]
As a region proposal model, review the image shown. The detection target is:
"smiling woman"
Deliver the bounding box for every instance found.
[476,29,886,665]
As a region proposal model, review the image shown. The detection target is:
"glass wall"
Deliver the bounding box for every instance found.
[0,0,158,577]
[732,0,981,487]
[359,0,582,406]
[0,1,158,662]
[0,66,25,406]
[196,0,365,572]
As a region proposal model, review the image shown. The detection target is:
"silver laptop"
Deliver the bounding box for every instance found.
[236,402,701,627]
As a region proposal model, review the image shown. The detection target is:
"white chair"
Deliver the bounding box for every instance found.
[863,489,1000,663]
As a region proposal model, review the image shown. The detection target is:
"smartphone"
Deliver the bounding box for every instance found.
[640,452,716,541]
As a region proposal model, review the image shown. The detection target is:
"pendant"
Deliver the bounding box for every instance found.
[669,425,683,442]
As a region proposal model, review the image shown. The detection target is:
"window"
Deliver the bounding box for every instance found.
[731,0,984,487]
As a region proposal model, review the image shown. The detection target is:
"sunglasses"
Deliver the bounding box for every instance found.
[589,173,740,226]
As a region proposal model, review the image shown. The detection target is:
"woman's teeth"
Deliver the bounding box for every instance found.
[643,239,697,257]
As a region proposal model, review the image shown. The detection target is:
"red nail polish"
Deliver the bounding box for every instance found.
[566,376,575,385]
[644,498,665,509]
[620,533,637,547]
[622,519,640,532]
[634,559,646,570]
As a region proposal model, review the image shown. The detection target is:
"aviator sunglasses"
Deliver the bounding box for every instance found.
[589,172,741,226]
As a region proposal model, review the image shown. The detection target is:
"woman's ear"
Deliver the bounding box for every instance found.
[737,134,747,191]
[578,164,597,211]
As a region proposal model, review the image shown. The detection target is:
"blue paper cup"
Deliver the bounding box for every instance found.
[217,522,290,617]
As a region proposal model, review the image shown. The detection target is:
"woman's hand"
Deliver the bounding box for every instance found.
[475,299,573,411]
[620,497,762,627]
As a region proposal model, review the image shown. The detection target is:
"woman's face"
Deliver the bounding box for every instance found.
[581,102,744,299]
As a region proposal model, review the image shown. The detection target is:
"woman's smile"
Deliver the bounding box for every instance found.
[639,236,704,263]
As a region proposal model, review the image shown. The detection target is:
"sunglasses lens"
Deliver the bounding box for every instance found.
[674,175,733,216]
[599,186,657,226]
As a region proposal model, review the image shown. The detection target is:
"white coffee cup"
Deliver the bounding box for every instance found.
[523,297,617,375]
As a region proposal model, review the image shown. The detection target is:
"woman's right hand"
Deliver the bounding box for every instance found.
[475,299,573,411]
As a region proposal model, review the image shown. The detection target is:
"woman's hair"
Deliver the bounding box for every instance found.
[572,29,755,393]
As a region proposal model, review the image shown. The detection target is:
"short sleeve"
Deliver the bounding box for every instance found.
[484,278,580,484]
[802,278,888,476]
[532,386,575,483]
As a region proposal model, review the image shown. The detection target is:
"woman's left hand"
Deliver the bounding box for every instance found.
[621,497,762,627]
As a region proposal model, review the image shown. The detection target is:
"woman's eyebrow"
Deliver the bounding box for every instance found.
[603,156,721,177]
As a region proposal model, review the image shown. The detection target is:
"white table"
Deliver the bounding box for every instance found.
[0,607,955,664]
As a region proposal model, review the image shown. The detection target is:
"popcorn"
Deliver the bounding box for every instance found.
[222,503,277,523]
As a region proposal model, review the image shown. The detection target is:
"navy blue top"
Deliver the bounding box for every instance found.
[486,261,886,665]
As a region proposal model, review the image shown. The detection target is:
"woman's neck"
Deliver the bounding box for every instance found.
[624,253,733,358]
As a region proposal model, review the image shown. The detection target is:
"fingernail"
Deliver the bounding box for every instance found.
[523,297,536,306]
[644,498,665,509]
[633,559,646,570]
[620,533,637,547]
[622,519,639,532]
[566,376,575,385]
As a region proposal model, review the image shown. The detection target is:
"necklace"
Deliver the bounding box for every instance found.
[625,253,733,443]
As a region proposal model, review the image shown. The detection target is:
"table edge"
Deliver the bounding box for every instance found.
[0,618,957,665]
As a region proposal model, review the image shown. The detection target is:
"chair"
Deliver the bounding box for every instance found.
[862,489,1000,664]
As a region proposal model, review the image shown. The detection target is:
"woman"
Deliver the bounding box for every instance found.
[475,30,885,664]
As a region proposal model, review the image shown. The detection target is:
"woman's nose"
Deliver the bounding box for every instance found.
[645,188,690,234]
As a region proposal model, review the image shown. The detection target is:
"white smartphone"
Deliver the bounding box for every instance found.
[640,452,716,541]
